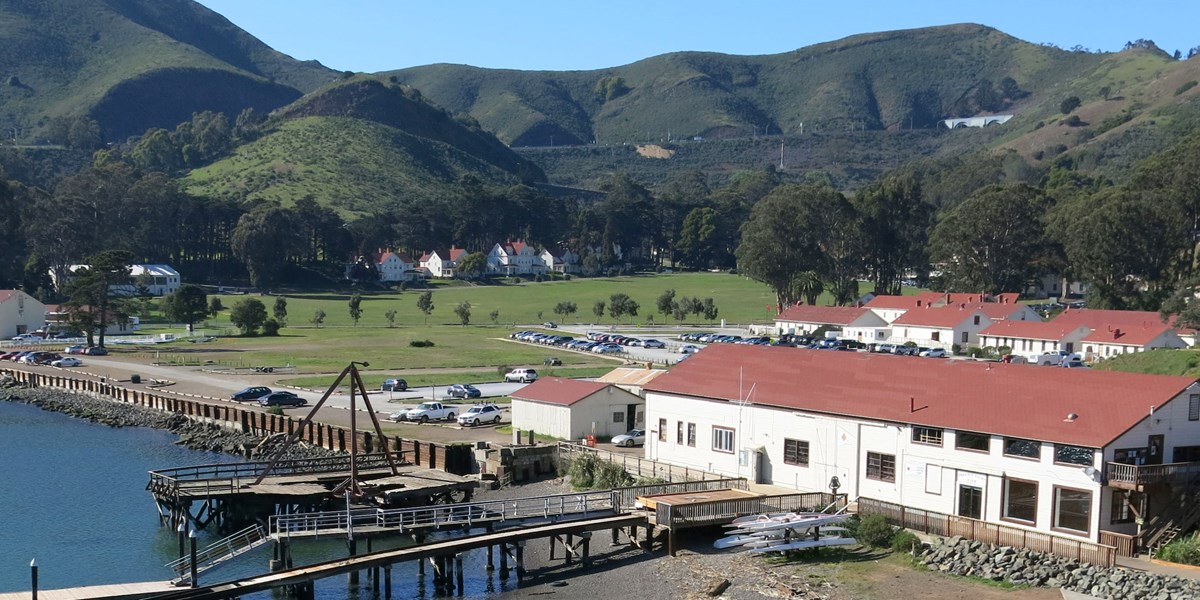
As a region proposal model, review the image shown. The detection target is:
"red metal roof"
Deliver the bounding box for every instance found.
[972,303,1028,320]
[1052,308,1168,329]
[775,304,871,325]
[511,377,610,406]
[891,304,987,328]
[643,344,1196,447]
[979,320,1084,341]
[0,290,18,303]
[866,295,926,310]
[1082,324,1175,347]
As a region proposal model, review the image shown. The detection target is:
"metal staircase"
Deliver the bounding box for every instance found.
[167,524,269,585]
[1143,471,1200,556]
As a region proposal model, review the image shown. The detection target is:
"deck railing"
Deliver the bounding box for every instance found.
[1105,461,1200,489]
[612,477,748,509]
[556,441,726,482]
[148,453,405,497]
[656,492,842,529]
[857,497,1118,567]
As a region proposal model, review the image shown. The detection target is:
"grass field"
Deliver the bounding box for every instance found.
[1092,348,1200,378]
[209,272,780,329]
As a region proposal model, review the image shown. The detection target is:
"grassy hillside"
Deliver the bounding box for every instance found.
[184,115,523,214]
[1092,349,1200,379]
[389,25,1105,147]
[0,0,336,141]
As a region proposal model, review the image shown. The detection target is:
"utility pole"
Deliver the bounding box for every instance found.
[779,142,785,169]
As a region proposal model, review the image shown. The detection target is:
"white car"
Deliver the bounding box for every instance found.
[504,368,538,383]
[919,348,948,358]
[611,429,646,447]
[457,404,503,426]
[679,345,700,354]
[50,357,82,367]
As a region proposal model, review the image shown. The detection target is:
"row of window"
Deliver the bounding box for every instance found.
[911,426,1094,466]
[658,419,716,451]
[1002,478,1092,535]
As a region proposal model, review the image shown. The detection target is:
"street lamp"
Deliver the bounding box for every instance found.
[829,476,841,496]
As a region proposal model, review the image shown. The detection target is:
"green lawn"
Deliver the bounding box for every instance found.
[208,272,780,328]
[1092,349,1200,378]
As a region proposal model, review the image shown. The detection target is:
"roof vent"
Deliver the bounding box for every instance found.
[1063,413,1079,422]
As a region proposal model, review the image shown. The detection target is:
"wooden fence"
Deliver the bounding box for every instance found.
[556,441,726,482]
[0,368,473,474]
[858,497,1119,567]
[657,491,843,529]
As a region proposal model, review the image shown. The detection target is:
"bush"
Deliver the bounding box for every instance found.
[891,530,921,553]
[856,514,896,547]
[1157,533,1200,565]
[409,339,435,348]
[267,406,285,416]
[1063,115,1083,127]
[262,318,281,336]
[1175,81,1198,96]
[565,452,634,489]
[497,365,510,377]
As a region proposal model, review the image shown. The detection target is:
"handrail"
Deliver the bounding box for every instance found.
[166,524,267,578]
[269,490,619,539]
[1105,461,1200,486]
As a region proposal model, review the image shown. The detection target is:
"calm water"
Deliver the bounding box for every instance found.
[0,401,519,599]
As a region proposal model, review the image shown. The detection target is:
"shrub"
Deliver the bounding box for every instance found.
[262,318,281,336]
[1033,121,1045,130]
[267,406,285,416]
[409,339,435,348]
[1060,96,1081,114]
[1033,150,1045,161]
[1063,115,1083,127]
[1175,81,1198,96]
[891,530,921,553]
[497,365,510,377]
[1157,533,1200,565]
[951,343,962,355]
[856,514,896,547]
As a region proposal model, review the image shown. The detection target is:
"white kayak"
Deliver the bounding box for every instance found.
[748,536,858,553]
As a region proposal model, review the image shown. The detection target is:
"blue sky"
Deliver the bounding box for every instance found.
[197,1,1197,73]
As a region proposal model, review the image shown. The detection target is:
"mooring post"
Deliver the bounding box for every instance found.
[515,541,526,580]
[177,522,186,560]
[455,554,465,595]
[189,530,198,588]
[384,565,393,600]
[29,559,37,600]
[564,534,573,565]
[581,531,592,567]
[611,527,619,546]
[498,542,509,580]
[549,534,557,560]
[486,544,494,571]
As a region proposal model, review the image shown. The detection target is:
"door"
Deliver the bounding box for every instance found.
[1147,435,1164,465]
[626,405,637,431]
[958,485,983,519]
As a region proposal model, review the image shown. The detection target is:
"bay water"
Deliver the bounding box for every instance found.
[0,401,518,598]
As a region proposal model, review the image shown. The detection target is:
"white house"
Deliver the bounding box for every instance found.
[1027,275,1090,300]
[773,304,888,342]
[1051,309,1192,359]
[539,248,580,274]
[510,377,644,440]
[375,250,419,282]
[978,320,1092,355]
[487,241,544,276]
[642,344,1200,547]
[0,290,46,338]
[419,247,467,278]
[53,264,181,296]
[888,304,993,350]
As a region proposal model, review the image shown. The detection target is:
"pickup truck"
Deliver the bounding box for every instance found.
[404,402,458,423]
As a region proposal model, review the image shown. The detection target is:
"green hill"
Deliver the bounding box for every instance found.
[388,25,1105,147]
[184,78,545,214]
[0,0,337,141]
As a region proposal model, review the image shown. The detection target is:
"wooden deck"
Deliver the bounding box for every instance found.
[635,487,760,511]
[0,580,176,599]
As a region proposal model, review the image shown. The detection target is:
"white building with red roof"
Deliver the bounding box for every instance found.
[643,344,1200,548]
[419,247,467,278]
[979,320,1091,355]
[0,290,46,338]
[539,247,580,274]
[370,250,419,282]
[510,377,644,440]
[889,304,993,350]
[773,304,887,340]
[1050,309,1189,359]
[487,240,544,276]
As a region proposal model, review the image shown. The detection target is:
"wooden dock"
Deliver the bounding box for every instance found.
[0,580,175,600]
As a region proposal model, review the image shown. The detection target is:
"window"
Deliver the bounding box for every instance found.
[783,439,809,466]
[686,423,696,447]
[1002,478,1038,524]
[712,427,735,453]
[677,421,684,444]
[955,431,990,452]
[866,452,895,482]
[1173,446,1200,463]
[1111,490,1143,524]
[657,418,667,442]
[1053,487,1092,534]
[958,485,983,520]
[612,412,624,423]
[1190,394,1200,421]
[1054,444,1093,467]
[973,315,981,325]
[961,331,969,343]
[932,331,941,342]
[1003,437,1041,460]
[912,426,943,446]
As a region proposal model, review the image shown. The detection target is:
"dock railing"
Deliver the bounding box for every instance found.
[556,441,726,482]
[148,452,405,497]
[613,477,748,509]
[655,491,841,529]
[857,497,1119,567]
[166,524,267,579]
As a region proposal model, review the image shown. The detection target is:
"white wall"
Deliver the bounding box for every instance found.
[511,399,572,440]
[0,291,46,338]
[513,388,644,440]
[645,391,1106,541]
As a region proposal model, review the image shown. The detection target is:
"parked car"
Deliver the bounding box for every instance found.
[1062,360,1090,369]
[919,348,948,358]
[679,345,700,354]
[10,334,39,342]
[893,345,918,356]
[258,391,307,407]
[232,386,272,401]
[446,384,482,399]
[405,402,457,423]
[504,368,538,383]
[611,429,646,447]
[50,357,82,368]
[641,339,666,349]
[64,345,86,354]
[83,346,108,356]
[542,321,558,329]
[380,378,408,392]
[592,343,623,354]
[543,356,563,366]
[457,404,503,426]
[874,343,896,354]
